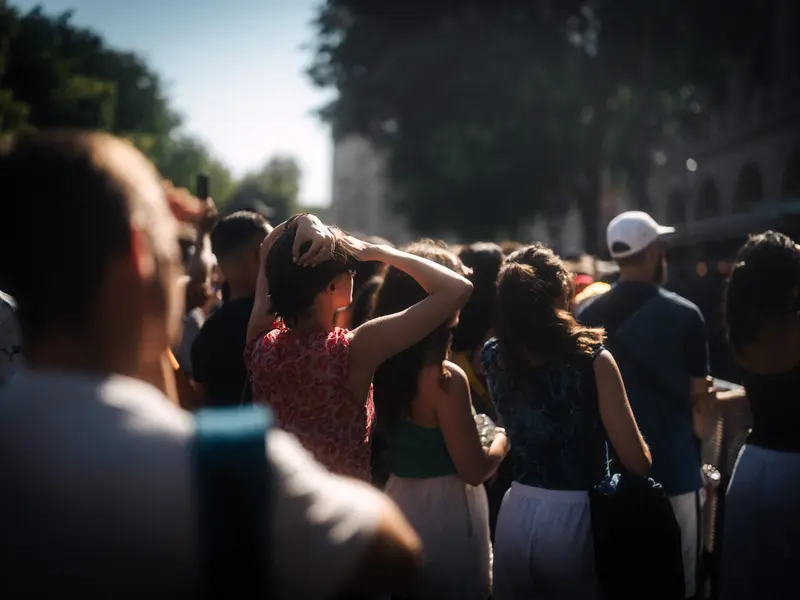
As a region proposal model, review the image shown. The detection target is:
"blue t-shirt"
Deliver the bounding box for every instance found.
[578,281,708,495]
[482,339,608,491]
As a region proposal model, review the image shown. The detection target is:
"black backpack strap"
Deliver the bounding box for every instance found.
[193,405,272,599]
[605,295,685,404]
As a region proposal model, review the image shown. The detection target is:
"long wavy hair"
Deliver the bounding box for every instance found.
[372,240,466,427]
[496,244,605,375]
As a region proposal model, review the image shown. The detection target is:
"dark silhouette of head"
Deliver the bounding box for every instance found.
[372,240,465,427]
[496,244,605,375]
[211,211,271,298]
[453,242,504,354]
[0,130,182,376]
[724,231,800,372]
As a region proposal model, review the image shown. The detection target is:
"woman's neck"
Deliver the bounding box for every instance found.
[293,309,337,332]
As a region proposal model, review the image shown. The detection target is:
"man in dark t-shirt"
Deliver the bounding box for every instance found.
[577,211,710,599]
[191,212,271,406]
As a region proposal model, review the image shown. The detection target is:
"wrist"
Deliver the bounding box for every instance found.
[361,243,392,262]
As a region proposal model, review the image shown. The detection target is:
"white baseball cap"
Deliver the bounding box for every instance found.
[606,211,675,259]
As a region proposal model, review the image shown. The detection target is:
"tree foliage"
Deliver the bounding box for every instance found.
[228,156,302,223]
[309,0,772,248]
[0,4,237,204]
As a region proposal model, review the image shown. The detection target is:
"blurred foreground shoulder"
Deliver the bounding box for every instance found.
[267,430,421,599]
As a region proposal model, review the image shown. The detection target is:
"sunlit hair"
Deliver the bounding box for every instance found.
[496,244,605,375]
[500,240,522,256]
[372,240,465,427]
[266,225,356,327]
[453,242,504,353]
[723,230,800,353]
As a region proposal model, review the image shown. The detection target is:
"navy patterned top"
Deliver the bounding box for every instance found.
[481,338,608,491]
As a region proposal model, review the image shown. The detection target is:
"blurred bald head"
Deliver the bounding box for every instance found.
[0,131,183,374]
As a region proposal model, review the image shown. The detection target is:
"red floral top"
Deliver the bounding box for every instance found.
[245,324,375,481]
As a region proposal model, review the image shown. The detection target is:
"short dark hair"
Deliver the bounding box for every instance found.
[724,230,800,351]
[210,211,270,261]
[0,131,139,339]
[266,226,356,326]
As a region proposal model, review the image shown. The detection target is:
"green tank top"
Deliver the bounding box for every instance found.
[388,420,457,478]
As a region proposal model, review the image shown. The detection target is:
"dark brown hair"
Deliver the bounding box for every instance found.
[496,244,605,375]
[266,225,356,327]
[453,242,504,353]
[372,240,465,427]
[723,230,800,353]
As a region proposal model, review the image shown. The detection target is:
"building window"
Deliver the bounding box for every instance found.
[733,163,764,213]
[695,177,720,220]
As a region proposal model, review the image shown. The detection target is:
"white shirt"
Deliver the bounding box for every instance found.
[0,368,381,598]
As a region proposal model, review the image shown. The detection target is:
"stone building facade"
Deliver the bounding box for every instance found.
[642,0,800,231]
[329,135,411,244]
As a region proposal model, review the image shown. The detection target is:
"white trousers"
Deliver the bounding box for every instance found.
[493,483,599,600]
[385,474,491,600]
[669,489,704,599]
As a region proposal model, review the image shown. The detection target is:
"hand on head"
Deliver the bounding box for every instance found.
[259,214,338,269]
[162,181,215,226]
[293,216,336,267]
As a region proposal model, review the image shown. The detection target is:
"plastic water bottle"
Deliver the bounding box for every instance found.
[474,413,497,447]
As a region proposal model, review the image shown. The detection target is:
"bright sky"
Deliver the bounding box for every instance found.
[11,0,334,206]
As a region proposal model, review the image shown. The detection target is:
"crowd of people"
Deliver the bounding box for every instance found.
[0,130,797,599]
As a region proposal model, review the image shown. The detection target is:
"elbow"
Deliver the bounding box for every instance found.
[453,278,473,309]
[457,462,496,487]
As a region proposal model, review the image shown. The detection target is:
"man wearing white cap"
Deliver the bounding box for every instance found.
[577,211,710,599]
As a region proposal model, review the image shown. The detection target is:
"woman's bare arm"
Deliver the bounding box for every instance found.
[435,363,508,486]
[594,350,652,477]
[348,243,473,373]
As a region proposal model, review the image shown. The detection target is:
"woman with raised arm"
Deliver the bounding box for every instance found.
[245,215,473,481]
[483,244,651,600]
[371,240,509,600]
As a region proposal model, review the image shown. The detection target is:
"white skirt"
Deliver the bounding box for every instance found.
[385,474,492,600]
[493,482,599,600]
[720,444,800,600]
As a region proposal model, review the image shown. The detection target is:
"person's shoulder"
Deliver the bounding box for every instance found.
[591,347,616,374]
[576,289,612,322]
[443,359,469,388]
[657,288,704,320]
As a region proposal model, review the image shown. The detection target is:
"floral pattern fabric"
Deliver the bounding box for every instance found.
[245,325,375,481]
[481,338,607,491]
